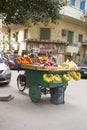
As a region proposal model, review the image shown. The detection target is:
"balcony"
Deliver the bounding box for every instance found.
[65,44,78,54]
[62,6,83,20]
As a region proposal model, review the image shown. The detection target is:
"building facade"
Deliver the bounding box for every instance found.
[0,0,87,62]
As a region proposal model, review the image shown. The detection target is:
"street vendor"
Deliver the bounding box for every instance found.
[47,51,56,63]
[28,49,39,59]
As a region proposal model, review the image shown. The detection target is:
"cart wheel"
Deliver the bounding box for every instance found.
[17,74,26,92]
[29,85,41,102]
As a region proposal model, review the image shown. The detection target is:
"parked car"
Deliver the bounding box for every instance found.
[0,51,10,65]
[0,58,11,84]
[78,58,87,78]
[6,54,20,69]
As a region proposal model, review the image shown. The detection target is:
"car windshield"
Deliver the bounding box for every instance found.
[78,58,87,66]
[9,55,15,60]
[0,52,4,58]
[0,58,3,63]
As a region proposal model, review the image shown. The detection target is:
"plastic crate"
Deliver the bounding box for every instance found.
[50,87,65,105]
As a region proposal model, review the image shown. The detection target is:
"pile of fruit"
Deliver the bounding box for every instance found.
[62,71,81,81]
[43,71,81,83]
[38,56,55,66]
[15,55,54,66]
[15,55,81,83]
[58,59,78,71]
[15,56,79,72]
[43,74,62,83]
[15,56,32,64]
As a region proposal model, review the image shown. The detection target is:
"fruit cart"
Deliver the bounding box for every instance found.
[17,64,74,105]
[16,56,81,105]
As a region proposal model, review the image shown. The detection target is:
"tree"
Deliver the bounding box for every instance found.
[0,0,67,26]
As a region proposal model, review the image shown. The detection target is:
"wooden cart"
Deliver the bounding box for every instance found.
[17,64,70,104]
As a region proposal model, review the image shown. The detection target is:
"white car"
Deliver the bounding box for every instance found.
[0,58,11,84]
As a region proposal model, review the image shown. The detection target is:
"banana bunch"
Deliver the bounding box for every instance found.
[53,74,61,82]
[63,73,71,82]
[43,71,81,83]
[58,59,78,71]
[65,59,78,70]
[43,74,54,83]
[63,71,81,82]
[43,74,61,83]
[69,72,81,80]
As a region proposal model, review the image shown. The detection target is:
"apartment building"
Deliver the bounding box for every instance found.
[0,0,87,62]
[63,0,87,61]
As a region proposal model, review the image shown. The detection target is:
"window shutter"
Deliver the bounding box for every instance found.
[67,31,74,44]
[80,0,85,10]
[40,28,50,40]
[70,0,76,6]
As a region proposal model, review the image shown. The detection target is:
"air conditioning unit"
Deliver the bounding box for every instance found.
[61,29,67,36]
[83,10,87,17]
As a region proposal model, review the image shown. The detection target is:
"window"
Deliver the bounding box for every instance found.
[78,34,83,42]
[70,0,76,6]
[40,28,51,40]
[67,31,74,44]
[80,0,85,10]
[24,29,28,40]
[61,29,67,36]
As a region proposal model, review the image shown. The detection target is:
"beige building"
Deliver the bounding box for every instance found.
[0,0,87,62]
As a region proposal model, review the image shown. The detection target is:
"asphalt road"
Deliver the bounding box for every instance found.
[0,70,87,130]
